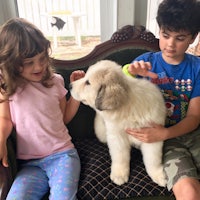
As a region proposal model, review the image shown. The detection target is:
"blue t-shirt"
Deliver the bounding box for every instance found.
[132,52,200,127]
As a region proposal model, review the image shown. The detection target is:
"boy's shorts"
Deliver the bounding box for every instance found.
[163,127,200,190]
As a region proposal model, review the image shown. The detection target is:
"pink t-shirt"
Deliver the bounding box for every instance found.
[9,74,74,160]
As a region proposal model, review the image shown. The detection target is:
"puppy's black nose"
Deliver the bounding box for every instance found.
[68,83,72,90]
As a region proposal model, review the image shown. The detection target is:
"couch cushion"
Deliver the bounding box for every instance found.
[75,139,173,200]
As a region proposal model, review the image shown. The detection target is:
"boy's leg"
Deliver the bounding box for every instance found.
[172,177,200,200]
[44,149,81,200]
[189,128,200,170]
[6,165,49,200]
[163,128,200,199]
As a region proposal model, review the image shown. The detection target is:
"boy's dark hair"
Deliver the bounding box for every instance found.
[156,0,200,36]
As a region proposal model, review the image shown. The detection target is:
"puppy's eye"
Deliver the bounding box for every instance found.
[85,80,90,85]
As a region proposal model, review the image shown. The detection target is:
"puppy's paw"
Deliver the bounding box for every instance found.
[150,167,167,187]
[110,165,129,185]
[110,172,129,186]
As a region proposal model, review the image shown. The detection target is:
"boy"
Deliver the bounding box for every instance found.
[123,0,200,199]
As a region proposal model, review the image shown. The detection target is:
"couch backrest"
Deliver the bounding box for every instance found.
[53,25,160,140]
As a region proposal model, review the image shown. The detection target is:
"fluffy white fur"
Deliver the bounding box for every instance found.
[70,60,167,187]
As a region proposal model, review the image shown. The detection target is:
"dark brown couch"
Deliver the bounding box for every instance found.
[0,25,175,200]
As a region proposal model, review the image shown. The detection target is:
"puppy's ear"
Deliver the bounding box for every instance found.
[95,83,127,111]
[95,84,106,111]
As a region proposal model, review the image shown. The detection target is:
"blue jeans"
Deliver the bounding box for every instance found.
[6,149,80,200]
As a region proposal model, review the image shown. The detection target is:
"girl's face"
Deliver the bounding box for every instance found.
[159,28,196,64]
[20,52,48,82]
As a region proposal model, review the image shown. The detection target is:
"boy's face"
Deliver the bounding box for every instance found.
[159,28,196,64]
[20,52,48,82]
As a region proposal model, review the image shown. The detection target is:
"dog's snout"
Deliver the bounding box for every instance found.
[69,83,72,90]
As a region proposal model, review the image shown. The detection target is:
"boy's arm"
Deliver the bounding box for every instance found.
[165,96,200,139]
[126,94,200,143]
[123,62,200,142]
[0,95,13,167]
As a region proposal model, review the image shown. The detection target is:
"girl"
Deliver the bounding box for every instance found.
[0,18,85,200]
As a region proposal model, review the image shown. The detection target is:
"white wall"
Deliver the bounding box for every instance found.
[0,0,18,25]
[117,0,135,28]
[146,0,162,37]
[100,0,117,42]
[100,0,147,42]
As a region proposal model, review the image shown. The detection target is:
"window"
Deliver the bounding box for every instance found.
[17,0,101,60]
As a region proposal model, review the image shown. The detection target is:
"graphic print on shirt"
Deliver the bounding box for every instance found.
[152,71,191,126]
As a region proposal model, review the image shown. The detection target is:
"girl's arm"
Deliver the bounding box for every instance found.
[62,70,85,124]
[63,96,80,124]
[0,94,13,167]
[59,94,80,124]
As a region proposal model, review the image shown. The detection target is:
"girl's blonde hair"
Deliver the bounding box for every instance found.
[0,18,54,100]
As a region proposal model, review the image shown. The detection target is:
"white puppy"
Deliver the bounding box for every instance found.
[70,60,167,187]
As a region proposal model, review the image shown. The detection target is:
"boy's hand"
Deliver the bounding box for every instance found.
[70,70,85,82]
[129,61,158,79]
[125,123,166,143]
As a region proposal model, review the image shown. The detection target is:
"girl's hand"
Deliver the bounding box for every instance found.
[125,124,166,143]
[70,70,85,82]
[0,141,8,167]
[128,61,158,79]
